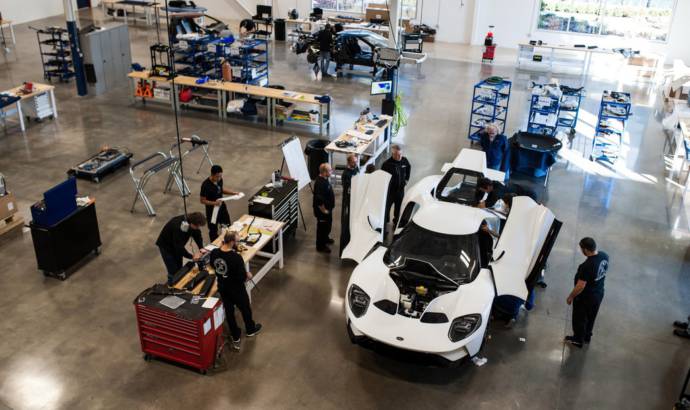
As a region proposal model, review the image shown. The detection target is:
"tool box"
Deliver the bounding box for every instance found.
[134,265,224,374]
[68,148,133,183]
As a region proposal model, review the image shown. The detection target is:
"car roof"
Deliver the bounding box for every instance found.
[411,201,488,235]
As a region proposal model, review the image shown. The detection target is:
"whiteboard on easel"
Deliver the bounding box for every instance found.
[281,137,311,191]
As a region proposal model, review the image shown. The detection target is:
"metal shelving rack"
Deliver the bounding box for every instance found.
[557,88,583,132]
[224,38,269,85]
[591,90,631,163]
[34,27,75,82]
[527,84,560,136]
[467,78,512,143]
[173,35,219,77]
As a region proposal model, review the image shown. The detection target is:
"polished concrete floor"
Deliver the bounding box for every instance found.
[0,10,689,410]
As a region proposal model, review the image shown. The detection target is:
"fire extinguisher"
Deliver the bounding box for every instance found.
[484,25,495,47]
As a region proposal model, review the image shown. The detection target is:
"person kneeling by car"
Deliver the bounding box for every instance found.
[210,231,262,349]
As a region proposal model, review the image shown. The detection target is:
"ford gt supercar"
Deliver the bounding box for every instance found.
[341,149,562,362]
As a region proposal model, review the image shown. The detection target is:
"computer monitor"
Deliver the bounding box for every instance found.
[371,80,392,95]
[256,5,272,18]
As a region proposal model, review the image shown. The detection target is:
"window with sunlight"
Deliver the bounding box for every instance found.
[538,0,675,42]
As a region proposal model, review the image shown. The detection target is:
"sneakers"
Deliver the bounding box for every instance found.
[674,328,690,339]
[564,335,583,348]
[674,321,689,329]
[231,337,241,350]
[247,324,263,337]
[316,71,322,81]
[310,70,317,81]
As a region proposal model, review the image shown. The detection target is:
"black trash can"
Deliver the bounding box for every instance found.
[304,139,329,180]
[275,19,286,41]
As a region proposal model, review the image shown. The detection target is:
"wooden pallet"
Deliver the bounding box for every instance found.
[0,214,24,236]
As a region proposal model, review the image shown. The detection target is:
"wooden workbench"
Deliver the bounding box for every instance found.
[326,115,392,174]
[0,83,57,132]
[173,214,285,298]
[128,71,331,136]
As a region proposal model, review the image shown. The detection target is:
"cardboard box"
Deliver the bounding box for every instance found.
[365,6,389,23]
[0,193,18,221]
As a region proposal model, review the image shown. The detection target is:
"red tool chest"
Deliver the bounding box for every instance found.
[134,289,225,374]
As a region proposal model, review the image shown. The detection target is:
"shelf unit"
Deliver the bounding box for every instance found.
[591,90,631,163]
[557,88,583,131]
[224,38,269,85]
[34,27,74,82]
[173,35,219,78]
[527,85,561,136]
[467,78,512,143]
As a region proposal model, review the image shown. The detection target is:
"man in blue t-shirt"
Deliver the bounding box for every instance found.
[565,237,608,348]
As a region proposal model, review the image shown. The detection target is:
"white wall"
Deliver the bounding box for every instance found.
[417,0,473,43]
[0,0,65,24]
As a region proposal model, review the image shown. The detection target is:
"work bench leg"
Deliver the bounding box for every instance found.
[278,229,284,269]
[50,90,58,118]
[17,102,25,132]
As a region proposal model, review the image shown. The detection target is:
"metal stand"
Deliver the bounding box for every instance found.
[165,135,214,196]
[130,152,185,216]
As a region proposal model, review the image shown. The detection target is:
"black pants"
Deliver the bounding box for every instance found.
[207,206,231,242]
[572,293,603,343]
[159,246,182,285]
[385,189,404,226]
[220,286,256,340]
[315,210,333,249]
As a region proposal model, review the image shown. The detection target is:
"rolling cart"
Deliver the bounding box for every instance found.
[134,285,225,375]
[31,26,75,83]
[467,77,512,143]
[591,90,631,163]
[68,147,133,183]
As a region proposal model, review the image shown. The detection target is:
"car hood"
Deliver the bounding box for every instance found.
[348,247,496,323]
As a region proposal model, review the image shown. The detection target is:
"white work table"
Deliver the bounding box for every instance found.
[0,83,58,132]
[517,43,614,75]
[325,115,392,174]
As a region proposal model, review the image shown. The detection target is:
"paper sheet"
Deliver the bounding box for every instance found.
[213,305,225,330]
[211,192,245,224]
[252,196,274,205]
[202,296,219,309]
[203,318,212,335]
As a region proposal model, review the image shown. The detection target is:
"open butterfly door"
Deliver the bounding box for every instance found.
[490,196,561,300]
[341,170,391,263]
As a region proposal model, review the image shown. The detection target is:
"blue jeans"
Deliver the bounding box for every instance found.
[320,51,331,75]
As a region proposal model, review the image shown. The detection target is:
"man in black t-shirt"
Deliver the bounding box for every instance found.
[565,237,608,348]
[381,145,411,228]
[313,163,335,253]
[210,231,262,348]
[200,165,240,242]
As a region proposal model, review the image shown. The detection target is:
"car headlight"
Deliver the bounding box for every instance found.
[348,285,370,318]
[448,314,482,342]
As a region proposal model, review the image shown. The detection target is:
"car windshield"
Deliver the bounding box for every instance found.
[361,32,390,48]
[436,168,482,206]
[384,222,479,284]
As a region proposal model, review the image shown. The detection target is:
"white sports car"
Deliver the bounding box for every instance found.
[341,148,562,363]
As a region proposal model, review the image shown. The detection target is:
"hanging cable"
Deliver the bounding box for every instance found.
[163,0,189,218]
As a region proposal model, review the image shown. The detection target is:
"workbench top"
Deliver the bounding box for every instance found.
[326,115,392,155]
[2,83,55,100]
[128,71,327,104]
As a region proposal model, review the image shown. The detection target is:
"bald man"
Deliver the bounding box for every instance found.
[313,163,335,253]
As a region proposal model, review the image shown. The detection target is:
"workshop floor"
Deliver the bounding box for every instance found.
[0,9,689,410]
